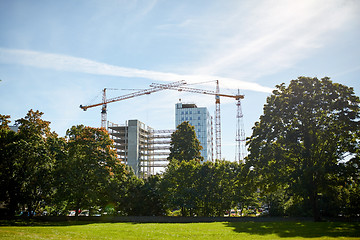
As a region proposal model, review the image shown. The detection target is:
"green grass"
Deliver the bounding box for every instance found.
[0,221,359,240]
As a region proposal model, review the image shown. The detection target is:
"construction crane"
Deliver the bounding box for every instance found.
[100,88,118,129]
[235,89,246,163]
[80,80,187,128]
[81,80,245,162]
[150,80,244,160]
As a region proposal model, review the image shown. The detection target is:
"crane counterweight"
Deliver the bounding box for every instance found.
[79,105,87,111]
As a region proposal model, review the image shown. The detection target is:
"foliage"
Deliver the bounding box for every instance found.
[54,125,119,217]
[1,111,165,218]
[2,80,359,221]
[247,77,360,220]
[104,163,137,215]
[0,110,55,217]
[168,121,203,162]
[162,159,255,217]
[0,114,19,216]
[0,114,11,129]
[120,174,167,216]
[233,162,259,215]
[162,159,200,216]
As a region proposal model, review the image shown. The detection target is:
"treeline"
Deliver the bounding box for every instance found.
[162,160,257,217]
[1,77,360,220]
[0,111,255,218]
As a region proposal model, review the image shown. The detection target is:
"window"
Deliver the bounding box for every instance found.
[198,117,201,120]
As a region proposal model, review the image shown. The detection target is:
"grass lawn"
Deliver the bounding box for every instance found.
[0,221,359,240]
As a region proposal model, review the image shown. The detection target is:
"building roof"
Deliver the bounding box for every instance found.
[181,103,197,108]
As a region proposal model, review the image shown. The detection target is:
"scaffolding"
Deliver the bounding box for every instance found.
[108,120,173,178]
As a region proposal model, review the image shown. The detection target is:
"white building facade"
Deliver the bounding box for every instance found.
[175,103,212,162]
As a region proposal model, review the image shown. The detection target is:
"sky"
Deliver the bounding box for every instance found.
[1,0,359,162]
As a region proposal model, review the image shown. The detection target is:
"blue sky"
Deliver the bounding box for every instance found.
[1,0,359,161]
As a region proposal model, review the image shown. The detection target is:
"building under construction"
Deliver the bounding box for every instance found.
[107,103,213,177]
[108,120,173,178]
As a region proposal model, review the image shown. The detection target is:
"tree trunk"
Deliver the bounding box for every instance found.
[27,204,34,218]
[310,192,321,221]
[181,207,186,217]
[8,195,17,218]
[75,202,80,221]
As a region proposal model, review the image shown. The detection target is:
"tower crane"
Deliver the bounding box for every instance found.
[235,89,246,163]
[80,79,246,162]
[150,80,244,160]
[80,80,187,128]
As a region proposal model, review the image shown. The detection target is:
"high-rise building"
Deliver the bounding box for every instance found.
[175,103,212,162]
[9,126,19,132]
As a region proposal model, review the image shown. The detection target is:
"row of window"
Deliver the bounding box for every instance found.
[180,110,202,115]
[180,116,203,121]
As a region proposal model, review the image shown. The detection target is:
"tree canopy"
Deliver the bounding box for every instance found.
[168,121,203,162]
[0,110,55,217]
[247,76,360,220]
[161,159,255,217]
[55,125,119,217]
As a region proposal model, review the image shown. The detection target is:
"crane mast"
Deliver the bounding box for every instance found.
[101,88,107,129]
[215,80,221,160]
[235,89,246,163]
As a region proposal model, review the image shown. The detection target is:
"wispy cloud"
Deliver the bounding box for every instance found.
[0,48,273,93]
[192,0,358,79]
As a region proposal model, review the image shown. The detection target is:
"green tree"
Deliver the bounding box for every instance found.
[0,110,55,217]
[0,114,19,217]
[162,159,200,216]
[233,162,259,216]
[47,134,69,215]
[0,114,11,129]
[122,174,167,216]
[16,110,55,217]
[162,159,252,217]
[195,160,237,217]
[138,174,167,216]
[168,121,203,162]
[247,77,360,220]
[339,157,360,217]
[105,163,137,216]
[55,125,118,217]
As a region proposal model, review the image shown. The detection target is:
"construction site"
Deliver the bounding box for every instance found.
[80,80,246,178]
[107,120,173,178]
